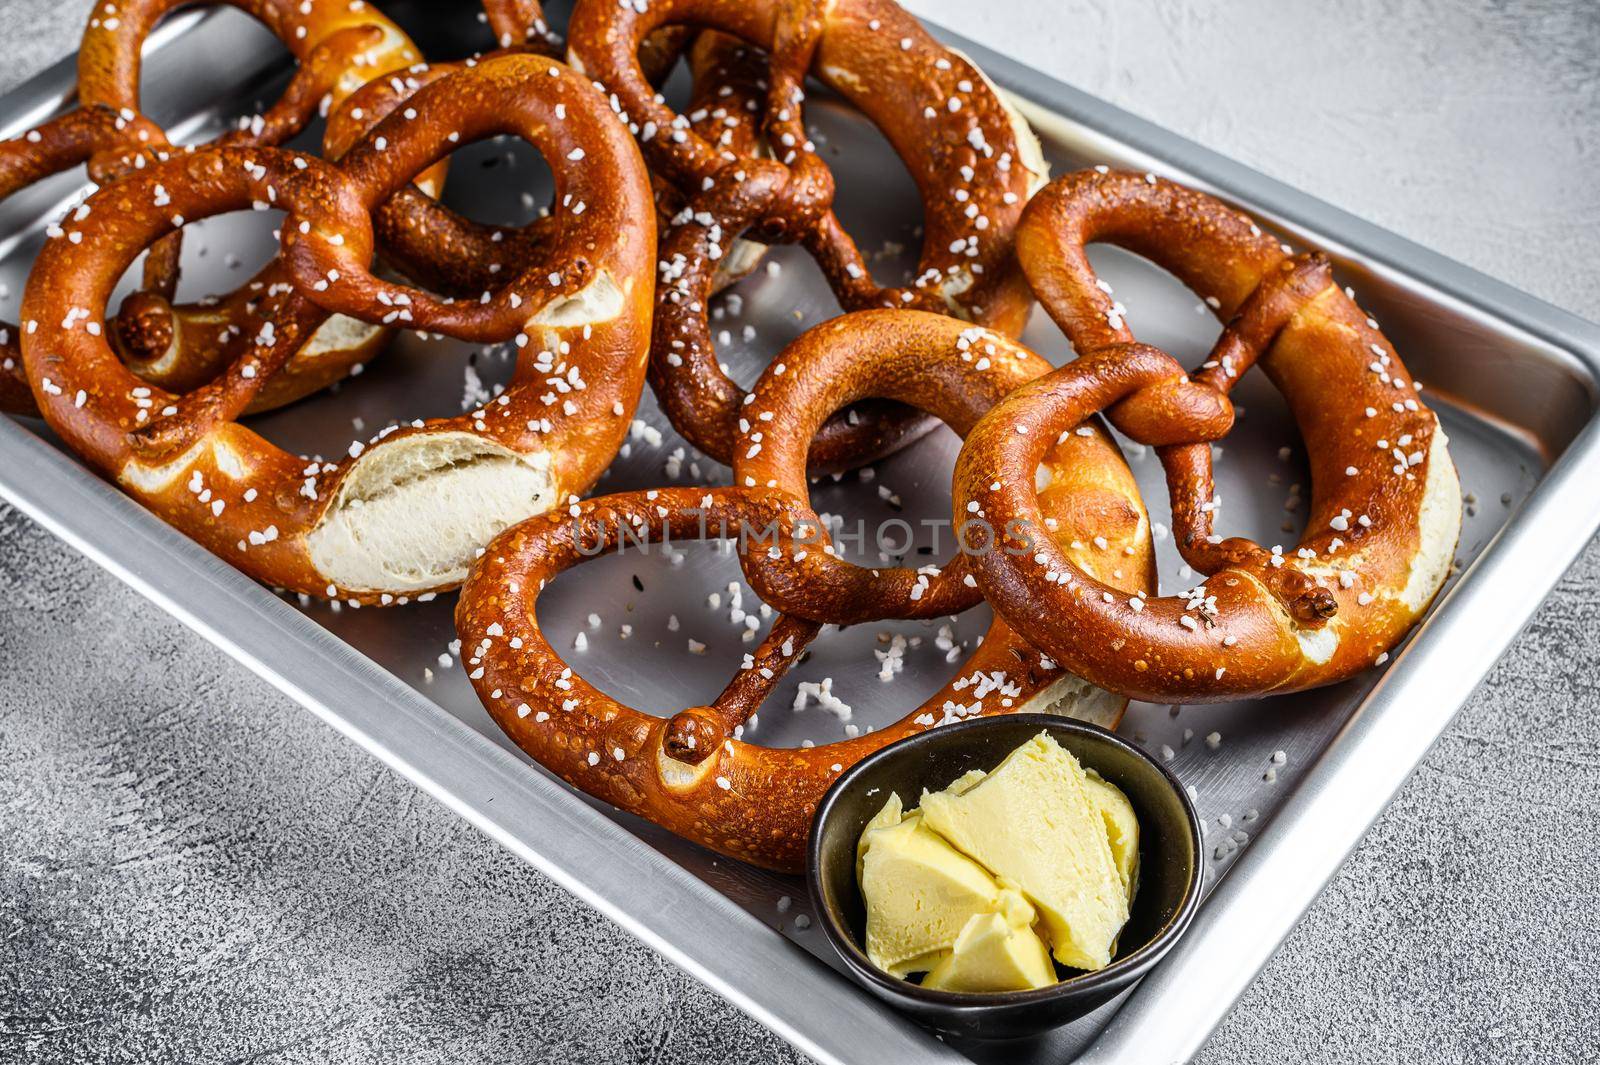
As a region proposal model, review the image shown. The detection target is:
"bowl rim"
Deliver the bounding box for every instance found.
[806,713,1205,1012]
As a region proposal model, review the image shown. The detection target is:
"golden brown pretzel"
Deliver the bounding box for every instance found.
[482,0,691,82]
[953,169,1462,702]
[567,0,1049,471]
[481,0,561,52]
[456,475,1146,871]
[319,59,536,299]
[729,309,1151,627]
[84,0,423,394]
[446,308,1148,869]
[22,53,655,603]
[325,31,760,300]
[0,106,159,411]
[358,0,683,296]
[0,0,422,415]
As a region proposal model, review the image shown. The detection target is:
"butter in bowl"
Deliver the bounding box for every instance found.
[809,716,1202,1040]
[857,732,1139,991]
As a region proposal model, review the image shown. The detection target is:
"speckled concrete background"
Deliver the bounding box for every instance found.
[2,2,1597,1063]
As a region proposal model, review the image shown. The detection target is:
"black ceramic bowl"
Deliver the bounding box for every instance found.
[807,714,1202,1041]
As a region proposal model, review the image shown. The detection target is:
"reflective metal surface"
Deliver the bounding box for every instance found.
[1,5,1597,1063]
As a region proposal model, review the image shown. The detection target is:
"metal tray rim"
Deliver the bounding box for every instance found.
[3,11,1599,1065]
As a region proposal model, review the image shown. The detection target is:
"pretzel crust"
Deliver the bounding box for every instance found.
[954,170,1462,702]
[0,106,166,411]
[456,304,1152,870]
[325,32,761,302]
[457,475,1144,872]
[84,0,425,393]
[23,54,655,603]
[569,0,1048,471]
[0,0,423,415]
[730,309,1153,624]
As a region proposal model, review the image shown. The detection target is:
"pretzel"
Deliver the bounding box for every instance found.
[329,31,760,300]
[953,169,1463,702]
[456,473,1149,870]
[567,0,1049,471]
[481,0,562,52]
[22,53,655,603]
[0,0,423,415]
[484,0,694,83]
[90,0,427,399]
[649,32,772,290]
[722,308,1146,631]
[356,1,686,296]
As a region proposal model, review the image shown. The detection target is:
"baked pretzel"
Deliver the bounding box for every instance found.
[92,0,429,399]
[649,32,772,290]
[482,0,690,82]
[328,31,762,300]
[456,472,1148,871]
[953,169,1463,702]
[728,309,1150,628]
[0,0,423,415]
[22,53,655,603]
[482,0,561,52]
[450,309,1149,869]
[0,106,162,411]
[567,0,1049,471]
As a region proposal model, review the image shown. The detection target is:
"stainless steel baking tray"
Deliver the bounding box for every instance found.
[3,4,1598,1063]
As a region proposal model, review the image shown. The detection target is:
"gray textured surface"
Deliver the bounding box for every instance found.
[2,1,1597,1063]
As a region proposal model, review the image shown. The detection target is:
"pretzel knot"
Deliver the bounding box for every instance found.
[451,309,1149,869]
[716,310,1147,630]
[953,169,1464,702]
[457,470,1142,872]
[569,0,1050,472]
[23,53,655,603]
[314,28,761,303]
[0,0,425,416]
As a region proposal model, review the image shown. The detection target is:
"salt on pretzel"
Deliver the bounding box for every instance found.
[0,106,158,410]
[456,478,1146,871]
[23,53,654,602]
[481,0,562,52]
[87,0,426,402]
[326,31,762,300]
[481,0,690,83]
[727,308,1151,629]
[954,169,1462,702]
[0,0,423,415]
[567,0,1050,471]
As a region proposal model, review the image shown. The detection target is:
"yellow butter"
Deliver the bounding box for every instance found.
[945,768,989,795]
[919,733,1130,971]
[856,790,907,888]
[857,797,1004,976]
[944,763,1140,898]
[1083,769,1140,898]
[922,906,1057,993]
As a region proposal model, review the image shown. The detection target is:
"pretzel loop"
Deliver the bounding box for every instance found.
[25,53,656,603]
[729,312,1041,621]
[324,29,763,302]
[1,0,426,415]
[290,55,672,343]
[82,0,423,368]
[571,0,1049,471]
[0,105,165,411]
[459,464,1148,870]
[953,169,1463,702]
